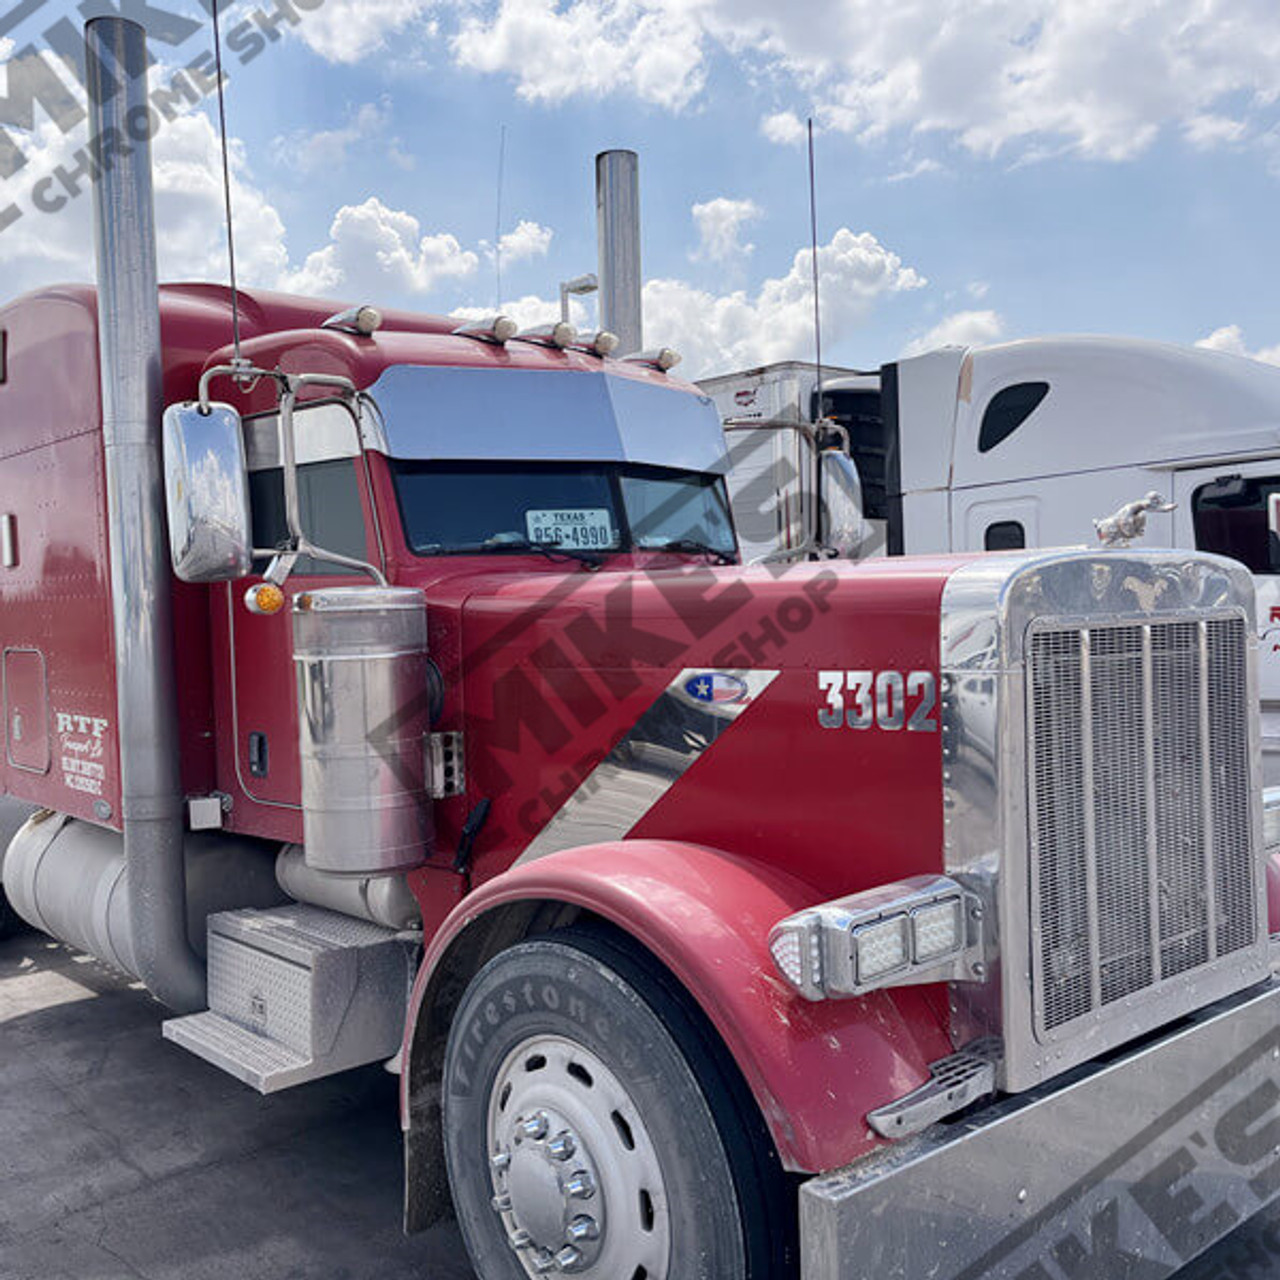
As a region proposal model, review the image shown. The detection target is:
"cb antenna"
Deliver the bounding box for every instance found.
[808,117,824,420]
[210,0,244,367]
[494,124,507,310]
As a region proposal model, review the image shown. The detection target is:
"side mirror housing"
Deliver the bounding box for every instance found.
[819,448,869,558]
[162,401,253,582]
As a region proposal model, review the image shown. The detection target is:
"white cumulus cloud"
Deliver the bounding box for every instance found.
[644,227,924,379]
[885,157,945,183]
[902,310,1005,357]
[272,100,407,174]
[760,111,807,146]
[452,0,706,110]
[282,197,478,296]
[0,109,288,298]
[1196,325,1280,366]
[435,1,1280,166]
[691,197,762,263]
[453,293,595,332]
[489,219,554,266]
[1183,114,1248,149]
[290,0,435,64]
[714,0,1280,162]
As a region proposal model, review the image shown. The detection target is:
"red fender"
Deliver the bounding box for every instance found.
[403,839,954,1173]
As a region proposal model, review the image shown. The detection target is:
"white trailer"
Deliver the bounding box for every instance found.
[701,338,1280,780]
[700,361,869,562]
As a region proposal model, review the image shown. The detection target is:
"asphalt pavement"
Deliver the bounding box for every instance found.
[1,928,1278,1280]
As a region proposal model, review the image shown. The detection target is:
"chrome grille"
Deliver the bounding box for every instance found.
[1027,615,1256,1037]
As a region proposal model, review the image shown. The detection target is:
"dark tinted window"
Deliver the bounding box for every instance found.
[250,458,367,575]
[985,520,1026,551]
[817,387,888,520]
[621,471,735,552]
[391,460,735,557]
[978,382,1050,453]
[1192,474,1280,574]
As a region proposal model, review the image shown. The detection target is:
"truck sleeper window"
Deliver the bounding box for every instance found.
[1192,474,1280,574]
[391,460,736,556]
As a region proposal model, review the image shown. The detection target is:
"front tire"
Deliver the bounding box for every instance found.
[443,928,793,1280]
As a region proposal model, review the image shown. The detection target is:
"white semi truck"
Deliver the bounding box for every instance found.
[701,339,1280,781]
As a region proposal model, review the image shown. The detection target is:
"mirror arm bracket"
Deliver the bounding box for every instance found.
[274,374,387,590]
[192,365,387,593]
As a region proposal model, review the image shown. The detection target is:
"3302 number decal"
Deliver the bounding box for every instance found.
[817,670,938,732]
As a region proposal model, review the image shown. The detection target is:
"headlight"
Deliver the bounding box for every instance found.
[768,875,982,1001]
[911,897,964,963]
[854,915,910,982]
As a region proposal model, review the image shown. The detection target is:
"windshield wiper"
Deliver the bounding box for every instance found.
[646,539,737,566]
[477,537,603,569]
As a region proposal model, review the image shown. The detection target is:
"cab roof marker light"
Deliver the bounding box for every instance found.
[453,315,519,345]
[570,330,621,358]
[767,874,984,1002]
[621,347,682,373]
[514,321,578,349]
[322,305,383,337]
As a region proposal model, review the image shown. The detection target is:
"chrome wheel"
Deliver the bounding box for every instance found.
[486,1034,670,1278]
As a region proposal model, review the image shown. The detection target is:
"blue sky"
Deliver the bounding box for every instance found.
[3,0,1280,379]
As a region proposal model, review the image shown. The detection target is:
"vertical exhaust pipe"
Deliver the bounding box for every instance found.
[88,17,204,1012]
[596,150,643,356]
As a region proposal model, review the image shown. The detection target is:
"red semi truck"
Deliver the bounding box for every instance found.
[5,17,1280,1280]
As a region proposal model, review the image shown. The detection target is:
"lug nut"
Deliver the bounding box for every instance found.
[522,1112,550,1141]
[565,1170,596,1200]
[491,1151,512,1172]
[554,1245,584,1272]
[566,1215,599,1243]
[531,1250,555,1274]
[547,1132,577,1161]
[492,1192,512,1213]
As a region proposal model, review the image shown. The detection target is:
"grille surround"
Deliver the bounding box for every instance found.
[940,549,1268,1094]
[1025,613,1257,1043]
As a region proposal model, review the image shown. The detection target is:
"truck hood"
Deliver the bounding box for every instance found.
[441,556,971,895]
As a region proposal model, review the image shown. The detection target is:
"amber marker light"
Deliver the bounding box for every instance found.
[244,582,286,616]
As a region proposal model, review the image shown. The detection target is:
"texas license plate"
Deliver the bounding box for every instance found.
[526,508,616,550]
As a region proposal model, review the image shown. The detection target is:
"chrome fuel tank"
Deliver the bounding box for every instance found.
[293,587,432,875]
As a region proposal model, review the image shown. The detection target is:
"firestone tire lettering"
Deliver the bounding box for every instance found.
[441,928,794,1280]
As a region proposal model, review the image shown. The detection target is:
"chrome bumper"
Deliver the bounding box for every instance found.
[801,978,1280,1280]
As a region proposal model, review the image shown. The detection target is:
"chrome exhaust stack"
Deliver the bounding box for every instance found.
[88,16,204,1012]
[595,149,643,357]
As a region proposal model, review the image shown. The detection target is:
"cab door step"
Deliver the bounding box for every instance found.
[162,905,414,1094]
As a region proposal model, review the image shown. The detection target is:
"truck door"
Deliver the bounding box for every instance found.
[1172,461,1280,785]
[226,402,383,809]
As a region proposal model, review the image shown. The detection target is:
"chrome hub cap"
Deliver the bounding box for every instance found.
[487,1035,670,1278]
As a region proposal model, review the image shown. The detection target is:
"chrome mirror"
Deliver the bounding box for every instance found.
[819,448,869,558]
[162,400,253,583]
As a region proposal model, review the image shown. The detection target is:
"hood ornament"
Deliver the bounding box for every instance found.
[1094,491,1176,548]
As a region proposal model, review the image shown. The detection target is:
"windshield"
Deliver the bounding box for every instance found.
[391,460,737,557]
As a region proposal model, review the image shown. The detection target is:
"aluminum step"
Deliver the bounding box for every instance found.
[163,904,414,1094]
